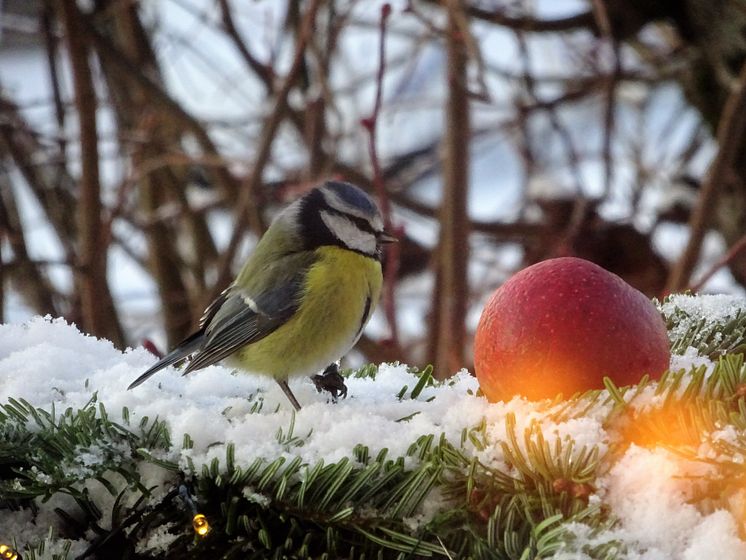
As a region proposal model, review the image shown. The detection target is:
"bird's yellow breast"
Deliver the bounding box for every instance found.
[229,246,382,379]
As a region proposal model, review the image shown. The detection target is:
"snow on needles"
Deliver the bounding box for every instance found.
[2,314,746,559]
[662,293,745,352]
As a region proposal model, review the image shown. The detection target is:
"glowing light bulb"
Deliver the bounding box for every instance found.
[192,513,210,537]
[0,544,19,560]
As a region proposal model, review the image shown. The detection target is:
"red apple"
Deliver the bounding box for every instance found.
[473,257,671,401]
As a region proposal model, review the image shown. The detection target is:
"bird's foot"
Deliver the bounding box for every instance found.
[312,363,348,402]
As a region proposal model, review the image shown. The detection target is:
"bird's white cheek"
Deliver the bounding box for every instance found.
[320,211,376,254]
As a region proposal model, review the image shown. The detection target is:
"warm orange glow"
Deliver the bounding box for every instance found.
[0,544,18,560]
[476,351,610,402]
[611,399,701,452]
[192,513,210,537]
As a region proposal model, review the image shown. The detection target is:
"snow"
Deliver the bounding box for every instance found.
[661,293,745,322]
[600,446,746,559]
[134,522,180,555]
[670,345,714,372]
[662,293,745,348]
[1,314,746,558]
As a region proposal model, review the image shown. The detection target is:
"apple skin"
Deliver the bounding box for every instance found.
[473,257,671,401]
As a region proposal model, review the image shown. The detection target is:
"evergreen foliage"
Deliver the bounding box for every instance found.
[1,296,745,559]
[660,294,746,358]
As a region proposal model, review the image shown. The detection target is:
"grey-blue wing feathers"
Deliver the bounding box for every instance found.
[126,330,205,389]
[128,268,307,390]
[182,288,294,373]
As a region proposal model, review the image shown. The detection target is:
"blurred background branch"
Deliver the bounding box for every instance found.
[1,0,745,378]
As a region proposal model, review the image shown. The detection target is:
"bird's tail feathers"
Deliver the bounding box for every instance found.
[127,332,204,390]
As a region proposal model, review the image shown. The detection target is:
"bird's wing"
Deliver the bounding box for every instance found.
[182,261,309,374]
[127,287,235,389]
[127,330,204,389]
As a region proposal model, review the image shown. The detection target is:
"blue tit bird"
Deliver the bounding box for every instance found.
[128,181,396,410]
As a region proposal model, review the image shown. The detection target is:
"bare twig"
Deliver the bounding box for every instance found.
[689,233,746,293]
[95,2,217,342]
[590,0,613,38]
[446,1,490,101]
[59,0,124,346]
[511,28,585,196]
[79,13,242,203]
[433,0,471,378]
[0,94,78,258]
[206,0,324,307]
[512,27,538,215]
[422,0,596,33]
[409,1,489,100]
[0,176,59,317]
[220,0,335,183]
[591,0,620,198]
[41,4,67,165]
[665,62,746,293]
[542,0,621,254]
[361,3,400,347]
[218,0,275,91]
[510,24,585,254]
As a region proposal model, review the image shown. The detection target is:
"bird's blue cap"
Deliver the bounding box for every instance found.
[324,181,378,216]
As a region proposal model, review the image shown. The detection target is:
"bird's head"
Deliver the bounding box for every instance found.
[294,181,396,259]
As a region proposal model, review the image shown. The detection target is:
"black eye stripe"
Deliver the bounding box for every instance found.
[328,210,376,236]
[350,215,376,235]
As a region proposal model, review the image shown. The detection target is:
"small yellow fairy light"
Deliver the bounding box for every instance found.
[0,544,19,560]
[192,513,210,537]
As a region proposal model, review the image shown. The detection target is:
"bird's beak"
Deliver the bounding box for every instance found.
[378,230,398,244]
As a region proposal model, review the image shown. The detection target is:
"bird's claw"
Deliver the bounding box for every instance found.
[312,363,348,402]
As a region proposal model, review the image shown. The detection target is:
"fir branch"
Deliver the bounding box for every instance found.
[6,297,746,558]
[660,294,746,358]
